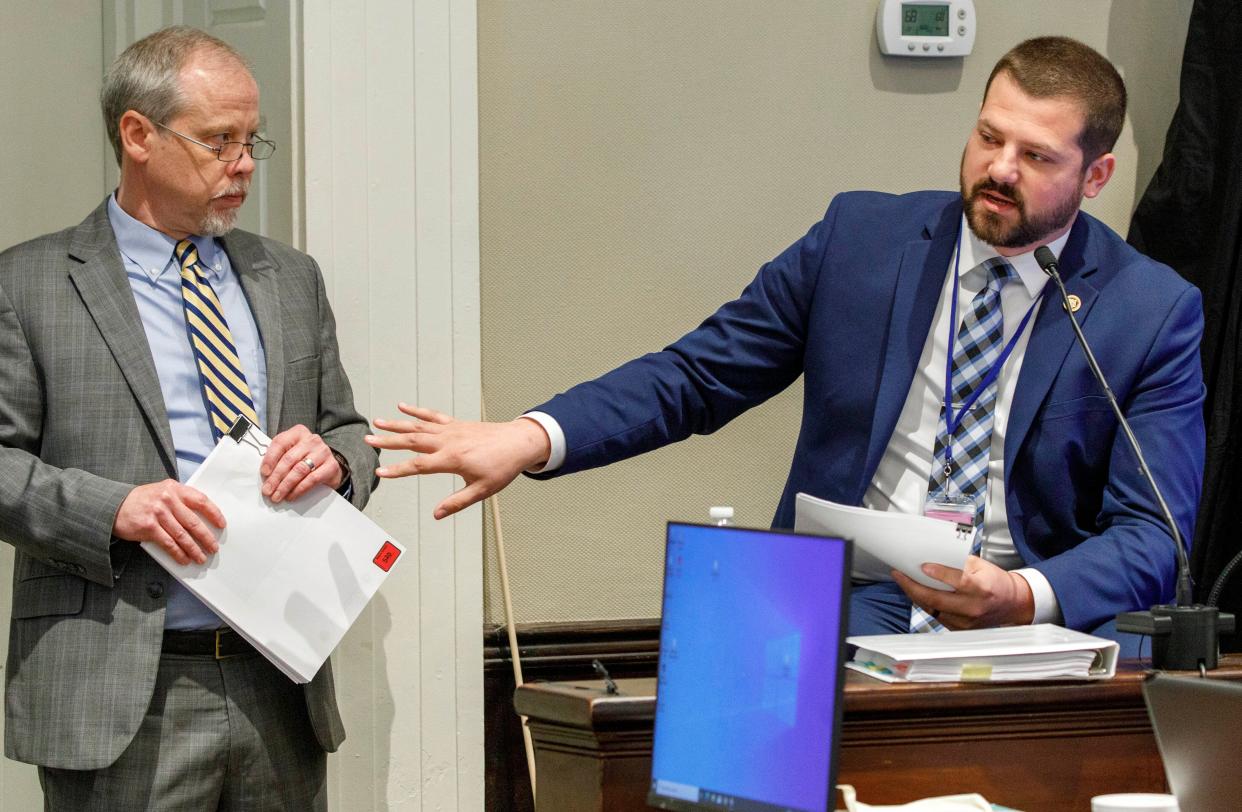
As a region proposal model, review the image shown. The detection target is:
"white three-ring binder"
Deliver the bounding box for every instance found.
[142,417,405,683]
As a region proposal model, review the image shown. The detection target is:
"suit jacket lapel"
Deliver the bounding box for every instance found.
[219,231,284,433]
[1004,216,1101,476]
[859,203,962,494]
[66,202,177,474]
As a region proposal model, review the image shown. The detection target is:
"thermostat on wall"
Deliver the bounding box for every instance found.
[876,0,976,57]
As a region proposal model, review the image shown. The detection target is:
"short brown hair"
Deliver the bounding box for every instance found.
[984,36,1126,164]
[101,26,252,165]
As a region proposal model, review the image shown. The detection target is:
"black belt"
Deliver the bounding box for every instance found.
[162,628,256,660]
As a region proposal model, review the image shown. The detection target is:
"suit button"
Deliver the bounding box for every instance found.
[146,582,165,599]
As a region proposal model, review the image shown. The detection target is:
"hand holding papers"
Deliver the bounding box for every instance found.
[847,624,1119,683]
[794,492,970,590]
[142,420,405,683]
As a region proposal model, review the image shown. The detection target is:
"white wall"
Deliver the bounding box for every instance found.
[0,5,108,807]
[0,3,107,248]
[302,1,483,808]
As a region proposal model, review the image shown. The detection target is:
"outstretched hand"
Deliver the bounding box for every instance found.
[893,555,1035,630]
[366,403,551,519]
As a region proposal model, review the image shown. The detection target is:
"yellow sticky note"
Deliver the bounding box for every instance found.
[960,663,993,681]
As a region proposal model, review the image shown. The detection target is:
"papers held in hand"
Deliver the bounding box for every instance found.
[847,624,1119,683]
[142,419,405,683]
[794,492,970,590]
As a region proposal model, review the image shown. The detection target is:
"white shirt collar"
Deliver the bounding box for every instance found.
[956,213,1074,299]
[107,192,226,283]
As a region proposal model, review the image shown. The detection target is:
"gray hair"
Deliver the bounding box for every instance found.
[100,26,251,165]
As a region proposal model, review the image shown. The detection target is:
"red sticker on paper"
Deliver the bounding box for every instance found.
[373,541,401,572]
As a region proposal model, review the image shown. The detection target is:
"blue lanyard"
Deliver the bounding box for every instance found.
[942,222,1046,471]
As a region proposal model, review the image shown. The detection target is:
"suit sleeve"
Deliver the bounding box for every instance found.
[0,280,132,587]
[307,260,379,509]
[1030,284,1206,631]
[530,202,841,477]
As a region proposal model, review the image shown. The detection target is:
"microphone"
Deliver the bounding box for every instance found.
[592,658,620,695]
[1033,245,1232,670]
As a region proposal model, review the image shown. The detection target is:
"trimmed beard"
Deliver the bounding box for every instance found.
[960,170,1082,250]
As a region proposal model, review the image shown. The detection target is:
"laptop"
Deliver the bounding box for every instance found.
[1142,672,1242,812]
[647,522,851,812]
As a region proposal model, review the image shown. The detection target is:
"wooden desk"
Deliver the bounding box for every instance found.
[514,655,1242,811]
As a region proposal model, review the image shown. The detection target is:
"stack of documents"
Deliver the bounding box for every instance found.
[837,784,1007,811]
[847,624,1119,682]
[143,422,405,683]
[794,492,971,589]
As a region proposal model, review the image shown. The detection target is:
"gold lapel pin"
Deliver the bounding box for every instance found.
[1063,294,1082,313]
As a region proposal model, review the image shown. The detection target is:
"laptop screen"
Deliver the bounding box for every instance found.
[648,522,851,812]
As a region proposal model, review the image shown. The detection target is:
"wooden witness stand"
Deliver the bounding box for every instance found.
[514,655,1242,811]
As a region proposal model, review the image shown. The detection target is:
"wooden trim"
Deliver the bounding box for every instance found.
[497,641,1242,811]
[511,662,1222,811]
[484,618,660,673]
[484,619,660,812]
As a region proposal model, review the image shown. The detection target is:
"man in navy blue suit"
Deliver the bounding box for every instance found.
[367,37,1204,641]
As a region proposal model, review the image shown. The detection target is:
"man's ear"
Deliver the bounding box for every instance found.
[118,111,155,165]
[1082,152,1116,200]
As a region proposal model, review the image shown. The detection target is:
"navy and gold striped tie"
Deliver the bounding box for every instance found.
[175,239,259,441]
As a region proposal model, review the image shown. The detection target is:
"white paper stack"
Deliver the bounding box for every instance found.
[794,492,971,590]
[143,428,405,683]
[846,624,1119,683]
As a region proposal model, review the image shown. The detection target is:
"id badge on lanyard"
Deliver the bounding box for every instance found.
[926,439,976,533]
[926,489,976,526]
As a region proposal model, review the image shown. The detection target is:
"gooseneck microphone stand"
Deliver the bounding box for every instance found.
[1034,246,1233,671]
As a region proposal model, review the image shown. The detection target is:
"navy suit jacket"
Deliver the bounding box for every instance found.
[534,191,1206,632]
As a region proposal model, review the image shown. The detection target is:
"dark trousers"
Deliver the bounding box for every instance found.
[39,649,326,812]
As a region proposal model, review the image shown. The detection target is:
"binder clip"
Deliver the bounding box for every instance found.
[227,415,269,455]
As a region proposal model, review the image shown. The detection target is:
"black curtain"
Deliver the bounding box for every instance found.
[1128,0,1242,647]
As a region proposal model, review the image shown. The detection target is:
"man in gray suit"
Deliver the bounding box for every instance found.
[0,26,376,810]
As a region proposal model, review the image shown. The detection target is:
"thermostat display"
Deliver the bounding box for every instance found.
[903,4,949,37]
[877,0,976,58]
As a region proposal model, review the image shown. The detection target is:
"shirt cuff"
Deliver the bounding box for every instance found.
[330,448,353,500]
[1014,567,1063,625]
[520,412,565,473]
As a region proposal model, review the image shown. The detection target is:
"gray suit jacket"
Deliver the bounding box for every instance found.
[0,199,378,769]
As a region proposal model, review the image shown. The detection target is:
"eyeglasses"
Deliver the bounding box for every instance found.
[155,122,276,162]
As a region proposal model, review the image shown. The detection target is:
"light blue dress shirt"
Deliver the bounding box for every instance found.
[107,194,268,630]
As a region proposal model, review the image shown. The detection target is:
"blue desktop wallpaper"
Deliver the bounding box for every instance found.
[651,524,847,811]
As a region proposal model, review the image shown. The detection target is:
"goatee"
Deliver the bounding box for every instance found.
[198,181,250,237]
